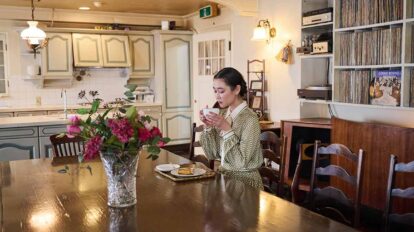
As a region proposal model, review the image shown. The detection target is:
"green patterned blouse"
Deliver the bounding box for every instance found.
[200,102,264,190]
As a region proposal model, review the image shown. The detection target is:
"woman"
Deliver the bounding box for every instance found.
[199,67,263,190]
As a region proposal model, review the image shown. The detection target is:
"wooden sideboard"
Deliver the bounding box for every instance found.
[281,118,332,192]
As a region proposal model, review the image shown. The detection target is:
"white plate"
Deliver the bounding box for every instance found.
[170,168,206,177]
[155,164,180,172]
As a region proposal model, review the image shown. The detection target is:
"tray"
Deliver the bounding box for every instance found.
[155,162,215,182]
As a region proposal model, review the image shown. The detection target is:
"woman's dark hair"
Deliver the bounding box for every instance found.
[214,67,247,98]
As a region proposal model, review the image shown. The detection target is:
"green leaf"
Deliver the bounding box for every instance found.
[125,106,137,121]
[162,137,171,143]
[86,116,91,124]
[77,108,89,115]
[101,108,112,118]
[124,91,134,97]
[91,100,100,114]
[124,84,137,92]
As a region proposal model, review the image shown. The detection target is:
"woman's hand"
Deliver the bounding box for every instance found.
[205,113,231,132]
[199,108,214,128]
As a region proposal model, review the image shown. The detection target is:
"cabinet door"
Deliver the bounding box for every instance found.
[14,111,47,117]
[129,35,154,77]
[0,33,8,96]
[162,35,192,112]
[39,136,54,158]
[162,111,192,145]
[101,35,131,67]
[41,33,73,76]
[0,137,39,161]
[72,33,103,67]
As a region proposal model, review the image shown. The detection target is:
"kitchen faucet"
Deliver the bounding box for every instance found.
[61,89,67,119]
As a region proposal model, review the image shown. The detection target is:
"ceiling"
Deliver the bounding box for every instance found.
[0,0,212,16]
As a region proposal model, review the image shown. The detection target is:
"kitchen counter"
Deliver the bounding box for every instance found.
[0,102,162,113]
[0,115,69,129]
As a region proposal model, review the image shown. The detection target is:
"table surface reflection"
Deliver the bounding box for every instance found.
[0,149,356,232]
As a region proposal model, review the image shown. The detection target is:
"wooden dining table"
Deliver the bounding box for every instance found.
[0,149,356,232]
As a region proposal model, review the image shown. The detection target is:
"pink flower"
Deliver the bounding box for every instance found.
[66,125,81,138]
[157,140,166,147]
[138,128,151,142]
[138,110,145,117]
[108,118,134,143]
[69,115,81,126]
[150,127,162,137]
[84,136,102,160]
[144,121,153,131]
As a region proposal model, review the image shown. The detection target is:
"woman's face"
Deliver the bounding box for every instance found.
[213,79,240,108]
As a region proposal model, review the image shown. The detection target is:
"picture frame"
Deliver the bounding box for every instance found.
[250,80,263,91]
[251,96,262,109]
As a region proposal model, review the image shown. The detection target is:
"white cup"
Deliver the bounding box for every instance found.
[203,108,219,116]
[161,21,169,30]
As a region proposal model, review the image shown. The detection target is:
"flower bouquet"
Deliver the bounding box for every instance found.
[65,84,170,207]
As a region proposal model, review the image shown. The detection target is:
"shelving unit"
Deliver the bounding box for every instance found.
[299,0,414,112]
[247,59,266,120]
[0,33,8,96]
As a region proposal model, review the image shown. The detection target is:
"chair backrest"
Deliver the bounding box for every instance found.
[50,134,84,158]
[189,123,214,169]
[259,131,287,196]
[309,140,364,228]
[384,154,414,231]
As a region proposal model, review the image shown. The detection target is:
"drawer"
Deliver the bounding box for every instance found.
[136,106,162,113]
[39,125,67,137]
[14,111,47,117]
[0,127,38,140]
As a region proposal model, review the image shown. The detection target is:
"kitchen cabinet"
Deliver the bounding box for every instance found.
[129,35,154,77]
[0,127,39,161]
[73,33,131,68]
[101,35,130,67]
[39,136,54,158]
[0,33,8,96]
[72,33,103,67]
[162,111,192,145]
[41,33,73,77]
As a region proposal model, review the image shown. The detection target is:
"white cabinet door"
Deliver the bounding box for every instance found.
[0,137,39,161]
[162,35,192,112]
[72,33,103,67]
[0,33,8,96]
[162,111,192,145]
[101,35,130,67]
[129,35,154,77]
[41,33,73,76]
[39,136,54,158]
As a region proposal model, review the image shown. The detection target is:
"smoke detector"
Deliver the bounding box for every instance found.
[93,1,102,7]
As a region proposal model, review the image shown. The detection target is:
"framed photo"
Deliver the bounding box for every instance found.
[250,80,263,91]
[251,96,262,109]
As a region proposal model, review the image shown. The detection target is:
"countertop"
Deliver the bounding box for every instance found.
[0,102,162,113]
[0,115,69,129]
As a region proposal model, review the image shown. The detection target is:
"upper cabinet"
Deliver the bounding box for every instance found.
[101,35,131,67]
[129,35,154,77]
[41,33,73,77]
[0,33,8,96]
[72,33,103,67]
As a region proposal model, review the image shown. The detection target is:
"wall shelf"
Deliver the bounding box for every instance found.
[300,54,333,59]
[334,64,402,69]
[334,20,404,32]
[301,22,333,30]
[23,76,73,88]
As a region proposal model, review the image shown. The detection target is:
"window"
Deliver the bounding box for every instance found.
[198,39,225,76]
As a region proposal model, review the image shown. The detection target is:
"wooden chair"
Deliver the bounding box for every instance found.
[259,131,287,196]
[384,155,414,232]
[189,123,214,169]
[309,140,364,228]
[50,134,84,157]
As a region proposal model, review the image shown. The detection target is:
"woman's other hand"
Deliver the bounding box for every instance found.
[200,106,214,128]
[205,113,231,132]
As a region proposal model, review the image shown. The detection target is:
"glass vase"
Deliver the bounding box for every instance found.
[100,150,139,208]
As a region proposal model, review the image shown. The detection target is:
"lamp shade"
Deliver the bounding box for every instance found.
[20,21,46,45]
[251,27,267,41]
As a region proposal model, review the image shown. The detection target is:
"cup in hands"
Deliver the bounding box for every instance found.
[202,108,219,116]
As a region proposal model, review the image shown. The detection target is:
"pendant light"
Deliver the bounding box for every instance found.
[20,0,48,57]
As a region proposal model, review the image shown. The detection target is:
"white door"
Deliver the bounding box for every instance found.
[193,30,231,126]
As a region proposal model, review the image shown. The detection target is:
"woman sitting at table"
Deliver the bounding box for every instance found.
[199,67,264,190]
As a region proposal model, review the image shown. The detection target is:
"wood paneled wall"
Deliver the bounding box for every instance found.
[332,117,414,212]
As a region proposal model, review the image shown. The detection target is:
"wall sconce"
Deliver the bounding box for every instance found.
[251,19,276,43]
[20,0,48,57]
